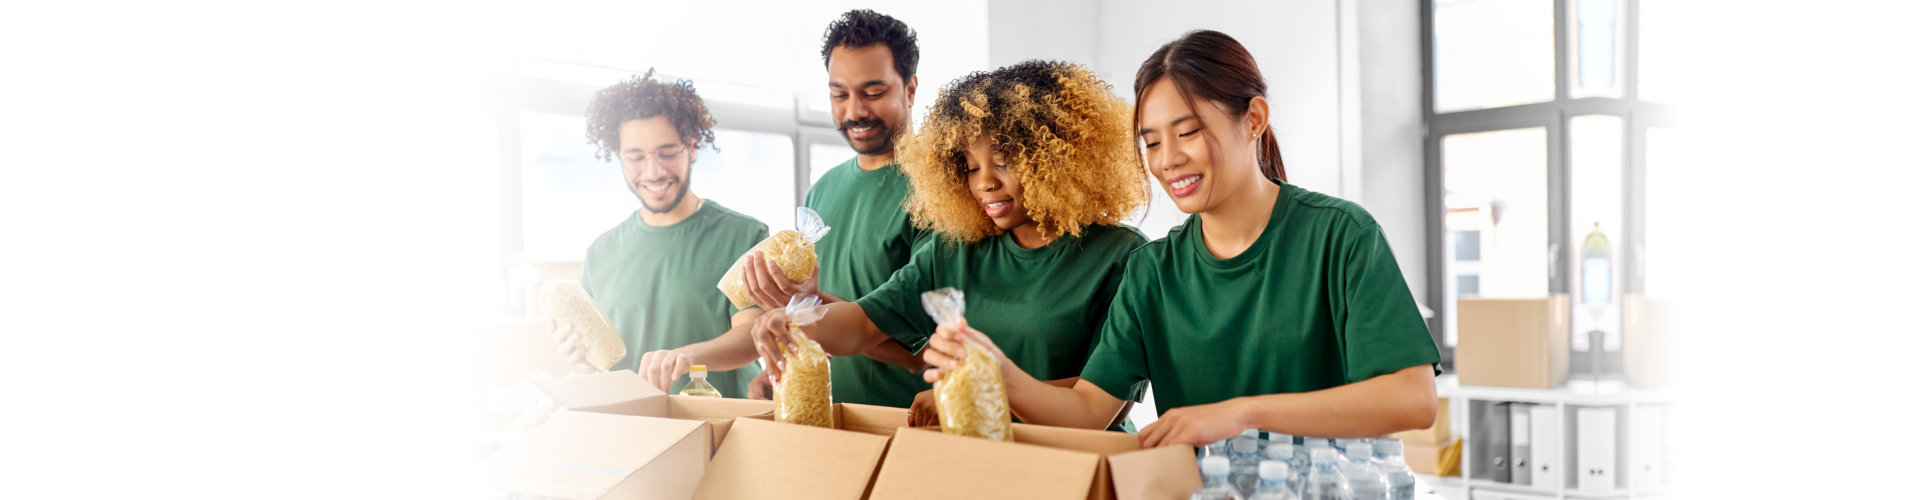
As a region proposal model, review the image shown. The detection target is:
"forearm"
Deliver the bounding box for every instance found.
[861,340,930,373]
[1234,366,1438,438]
[677,310,764,371]
[1004,369,1122,430]
[800,302,893,357]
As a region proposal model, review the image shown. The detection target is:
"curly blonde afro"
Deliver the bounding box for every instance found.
[896,60,1146,243]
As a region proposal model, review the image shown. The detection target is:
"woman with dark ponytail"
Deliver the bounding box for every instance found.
[920,30,1442,447]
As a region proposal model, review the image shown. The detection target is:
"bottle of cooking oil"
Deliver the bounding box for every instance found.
[679,365,722,398]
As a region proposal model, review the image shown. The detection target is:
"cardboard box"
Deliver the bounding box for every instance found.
[1406,438,1462,477]
[1456,296,1570,389]
[870,423,1200,500]
[477,410,710,500]
[692,404,906,499]
[472,318,578,434]
[1391,397,1452,444]
[1621,294,1675,389]
[533,370,774,451]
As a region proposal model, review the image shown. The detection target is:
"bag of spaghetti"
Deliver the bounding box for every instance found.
[717,207,831,309]
[922,288,1010,441]
[773,294,833,428]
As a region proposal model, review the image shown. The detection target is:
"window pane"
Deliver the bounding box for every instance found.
[1643,126,1675,298]
[1638,0,1675,104]
[1569,115,1624,352]
[1441,127,1549,347]
[1434,0,1555,112]
[698,130,795,231]
[809,142,856,185]
[519,112,634,262]
[1570,0,1624,99]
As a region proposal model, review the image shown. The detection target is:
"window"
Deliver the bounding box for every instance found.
[1425,0,1672,372]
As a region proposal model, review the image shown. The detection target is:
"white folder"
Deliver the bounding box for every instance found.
[1509,403,1532,486]
[1632,405,1667,490]
[1577,407,1618,491]
[1529,405,1562,491]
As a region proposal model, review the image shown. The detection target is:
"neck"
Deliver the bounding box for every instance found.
[855,152,893,171]
[1008,222,1057,249]
[1196,177,1281,259]
[639,194,703,227]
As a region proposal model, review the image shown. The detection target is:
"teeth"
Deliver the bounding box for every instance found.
[1172,176,1199,189]
[851,126,872,133]
[986,201,1008,209]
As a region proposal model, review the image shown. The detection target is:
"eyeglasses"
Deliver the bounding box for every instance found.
[621,143,689,169]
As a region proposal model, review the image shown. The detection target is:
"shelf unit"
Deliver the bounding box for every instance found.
[1423,375,1672,500]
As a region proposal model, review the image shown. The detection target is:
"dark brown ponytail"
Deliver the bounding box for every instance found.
[1132,29,1287,182]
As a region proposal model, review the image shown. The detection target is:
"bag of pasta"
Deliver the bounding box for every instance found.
[922,288,1010,441]
[717,207,831,309]
[773,294,833,428]
[538,280,626,371]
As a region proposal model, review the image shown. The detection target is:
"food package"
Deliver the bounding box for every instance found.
[717,207,832,309]
[538,280,626,371]
[773,295,833,427]
[923,288,1011,441]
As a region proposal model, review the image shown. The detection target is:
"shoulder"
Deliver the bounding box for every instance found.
[1079,224,1150,256]
[697,201,770,243]
[1284,183,1381,233]
[584,211,639,257]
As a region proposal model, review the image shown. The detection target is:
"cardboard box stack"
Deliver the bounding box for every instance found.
[1391,397,1459,477]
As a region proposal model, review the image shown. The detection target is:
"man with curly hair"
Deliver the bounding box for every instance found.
[550,70,769,398]
[749,60,1150,430]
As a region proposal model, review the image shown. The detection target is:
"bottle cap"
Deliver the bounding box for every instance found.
[1231,437,1259,454]
[1259,460,1291,480]
[1263,442,1294,460]
[1346,442,1374,461]
[1373,438,1402,456]
[1201,456,1231,476]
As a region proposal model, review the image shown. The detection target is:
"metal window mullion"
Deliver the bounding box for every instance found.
[1421,0,1449,365]
[1624,0,1641,103]
[1556,0,1572,103]
[1548,112,1570,296]
[1625,112,1647,295]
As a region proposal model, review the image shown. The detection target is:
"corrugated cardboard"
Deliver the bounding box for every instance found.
[477,411,708,500]
[1406,438,1462,477]
[693,406,903,500]
[870,423,1200,500]
[1391,397,1452,444]
[532,370,774,451]
[1457,296,1571,389]
[472,319,577,434]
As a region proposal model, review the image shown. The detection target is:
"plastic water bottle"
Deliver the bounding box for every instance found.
[1263,441,1305,494]
[1302,447,1350,500]
[1230,431,1263,495]
[1371,439,1416,500]
[1250,460,1300,500]
[1341,441,1388,500]
[678,365,722,397]
[1193,456,1247,500]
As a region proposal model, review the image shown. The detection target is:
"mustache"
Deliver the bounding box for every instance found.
[837,118,886,132]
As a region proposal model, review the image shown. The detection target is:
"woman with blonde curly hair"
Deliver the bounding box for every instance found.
[749,60,1149,426]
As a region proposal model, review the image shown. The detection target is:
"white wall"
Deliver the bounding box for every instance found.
[987,0,1099,69]
[1356,0,1430,307]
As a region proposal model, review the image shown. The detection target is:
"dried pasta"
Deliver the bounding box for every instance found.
[539,280,626,371]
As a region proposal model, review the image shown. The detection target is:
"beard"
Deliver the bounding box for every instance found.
[838,117,899,155]
[632,170,692,214]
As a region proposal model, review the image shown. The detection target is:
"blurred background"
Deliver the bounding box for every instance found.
[3,0,1917,498]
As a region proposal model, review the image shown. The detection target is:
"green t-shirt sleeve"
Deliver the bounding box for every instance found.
[853,237,940,352]
[1334,220,1444,383]
[1077,258,1153,403]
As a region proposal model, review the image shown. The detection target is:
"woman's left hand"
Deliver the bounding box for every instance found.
[1138,398,1249,448]
[907,389,940,427]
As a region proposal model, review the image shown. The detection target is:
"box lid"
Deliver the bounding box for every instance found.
[1108,445,1202,500]
[870,427,1102,500]
[532,370,668,415]
[692,417,891,500]
[478,411,706,499]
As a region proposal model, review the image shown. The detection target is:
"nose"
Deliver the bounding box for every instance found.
[842,98,870,123]
[973,166,1001,193]
[1152,145,1187,175]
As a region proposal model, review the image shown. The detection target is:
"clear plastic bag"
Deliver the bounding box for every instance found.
[923,288,1011,441]
[717,207,832,309]
[539,280,626,371]
[773,294,833,427]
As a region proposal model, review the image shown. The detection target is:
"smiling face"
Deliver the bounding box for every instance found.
[961,135,1031,231]
[827,44,916,156]
[617,116,695,213]
[1136,77,1266,215]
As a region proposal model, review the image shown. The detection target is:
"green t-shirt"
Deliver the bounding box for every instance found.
[1080,182,1441,415]
[580,201,767,397]
[804,158,930,408]
[858,225,1148,384]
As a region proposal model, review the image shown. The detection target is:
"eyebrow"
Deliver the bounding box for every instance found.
[1139,115,1198,135]
[829,80,889,90]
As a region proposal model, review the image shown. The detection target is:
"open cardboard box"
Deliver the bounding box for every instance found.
[692,403,909,499]
[870,423,1201,500]
[477,371,777,500]
[533,370,774,451]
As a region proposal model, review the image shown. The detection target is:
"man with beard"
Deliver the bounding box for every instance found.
[550,69,768,398]
[630,10,934,406]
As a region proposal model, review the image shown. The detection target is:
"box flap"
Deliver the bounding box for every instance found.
[478,411,706,499]
[834,403,909,436]
[1108,446,1201,500]
[532,371,669,415]
[1010,423,1140,455]
[692,417,891,500]
[870,427,1101,500]
[665,396,775,453]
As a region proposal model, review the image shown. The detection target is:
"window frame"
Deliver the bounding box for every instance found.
[1422,0,1673,373]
